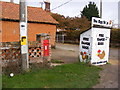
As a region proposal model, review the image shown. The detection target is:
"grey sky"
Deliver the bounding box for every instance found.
[118,1,120,28]
[50,0,119,24]
[1,0,119,24]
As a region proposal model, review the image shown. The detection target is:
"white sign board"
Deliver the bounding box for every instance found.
[20,22,27,36]
[20,22,28,54]
[91,28,110,65]
[79,17,112,65]
[92,17,113,28]
[79,30,91,63]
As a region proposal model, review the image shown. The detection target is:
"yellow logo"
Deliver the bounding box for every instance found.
[21,36,27,45]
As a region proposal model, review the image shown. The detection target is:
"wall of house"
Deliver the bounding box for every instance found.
[0,21,2,42]
[28,23,56,46]
[1,21,56,46]
[2,21,20,42]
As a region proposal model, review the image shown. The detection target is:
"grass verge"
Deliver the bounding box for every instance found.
[51,59,64,63]
[2,63,102,88]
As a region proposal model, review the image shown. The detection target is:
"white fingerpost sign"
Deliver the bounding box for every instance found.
[79,17,112,65]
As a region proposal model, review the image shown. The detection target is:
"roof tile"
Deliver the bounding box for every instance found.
[0,1,58,24]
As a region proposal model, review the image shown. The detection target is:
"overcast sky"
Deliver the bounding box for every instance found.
[1,0,119,24]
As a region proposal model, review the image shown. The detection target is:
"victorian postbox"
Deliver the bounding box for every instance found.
[43,39,49,56]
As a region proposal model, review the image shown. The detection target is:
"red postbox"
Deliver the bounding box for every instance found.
[43,39,49,56]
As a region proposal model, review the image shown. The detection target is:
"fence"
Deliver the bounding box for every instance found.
[56,34,79,44]
[1,40,51,74]
[110,39,120,47]
[28,41,42,63]
[1,42,21,74]
[110,29,120,47]
[56,34,65,43]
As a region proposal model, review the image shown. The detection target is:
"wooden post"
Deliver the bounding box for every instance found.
[10,0,14,3]
[100,0,102,18]
[20,0,29,71]
[62,34,64,43]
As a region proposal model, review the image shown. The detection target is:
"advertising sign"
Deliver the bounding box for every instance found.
[20,22,28,54]
[79,30,91,63]
[79,17,112,65]
[91,28,110,65]
[20,22,27,37]
[92,17,112,28]
[21,36,27,45]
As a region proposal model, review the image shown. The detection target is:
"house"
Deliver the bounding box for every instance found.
[0,1,58,47]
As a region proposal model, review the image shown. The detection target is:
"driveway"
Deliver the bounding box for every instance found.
[51,43,119,88]
[51,43,79,64]
[52,43,118,63]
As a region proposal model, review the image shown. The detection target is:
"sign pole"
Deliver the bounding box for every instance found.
[100,0,102,18]
[20,0,29,71]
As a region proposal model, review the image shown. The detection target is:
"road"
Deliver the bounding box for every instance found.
[51,43,79,64]
[52,43,118,63]
[51,43,119,88]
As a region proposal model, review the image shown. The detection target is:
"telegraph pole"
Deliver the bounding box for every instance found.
[100,0,102,18]
[10,0,14,3]
[20,0,29,71]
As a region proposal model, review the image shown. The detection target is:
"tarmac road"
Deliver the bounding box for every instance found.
[51,43,119,88]
[52,43,118,62]
[51,43,79,64]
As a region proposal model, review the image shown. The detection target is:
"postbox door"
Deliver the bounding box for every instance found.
[43,39,49,56]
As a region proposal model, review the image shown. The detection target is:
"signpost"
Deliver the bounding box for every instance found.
[20,0,29,70]
[100,0,102,18]
[79,17,112,65]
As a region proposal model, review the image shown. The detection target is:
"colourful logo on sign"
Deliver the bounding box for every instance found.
[80,51,88,60]
[97,49,105,59]
[21,36,27,45]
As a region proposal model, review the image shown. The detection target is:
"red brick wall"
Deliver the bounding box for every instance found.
[28,23,56,46]
[1,21,56,46]
[2,21,20,42]
[0,21,2,42]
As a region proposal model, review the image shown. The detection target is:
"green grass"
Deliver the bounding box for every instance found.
[106,62,111,65]
[51,59,64,63]
[2,63,102,88]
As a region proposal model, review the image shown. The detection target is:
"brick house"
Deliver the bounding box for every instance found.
[0,1,58,47]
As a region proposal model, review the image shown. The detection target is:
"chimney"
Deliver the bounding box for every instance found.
[44,0,50,12]
[10,0,14,3]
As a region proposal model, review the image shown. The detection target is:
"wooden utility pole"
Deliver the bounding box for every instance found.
[10,0,14,3]
[118,1,120,28]
[100,0,102,18]
[19,0,29,71]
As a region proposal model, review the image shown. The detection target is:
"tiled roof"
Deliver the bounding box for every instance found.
[0,1,58,24]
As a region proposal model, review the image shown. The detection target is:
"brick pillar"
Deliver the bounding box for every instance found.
[40,33,51,65]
